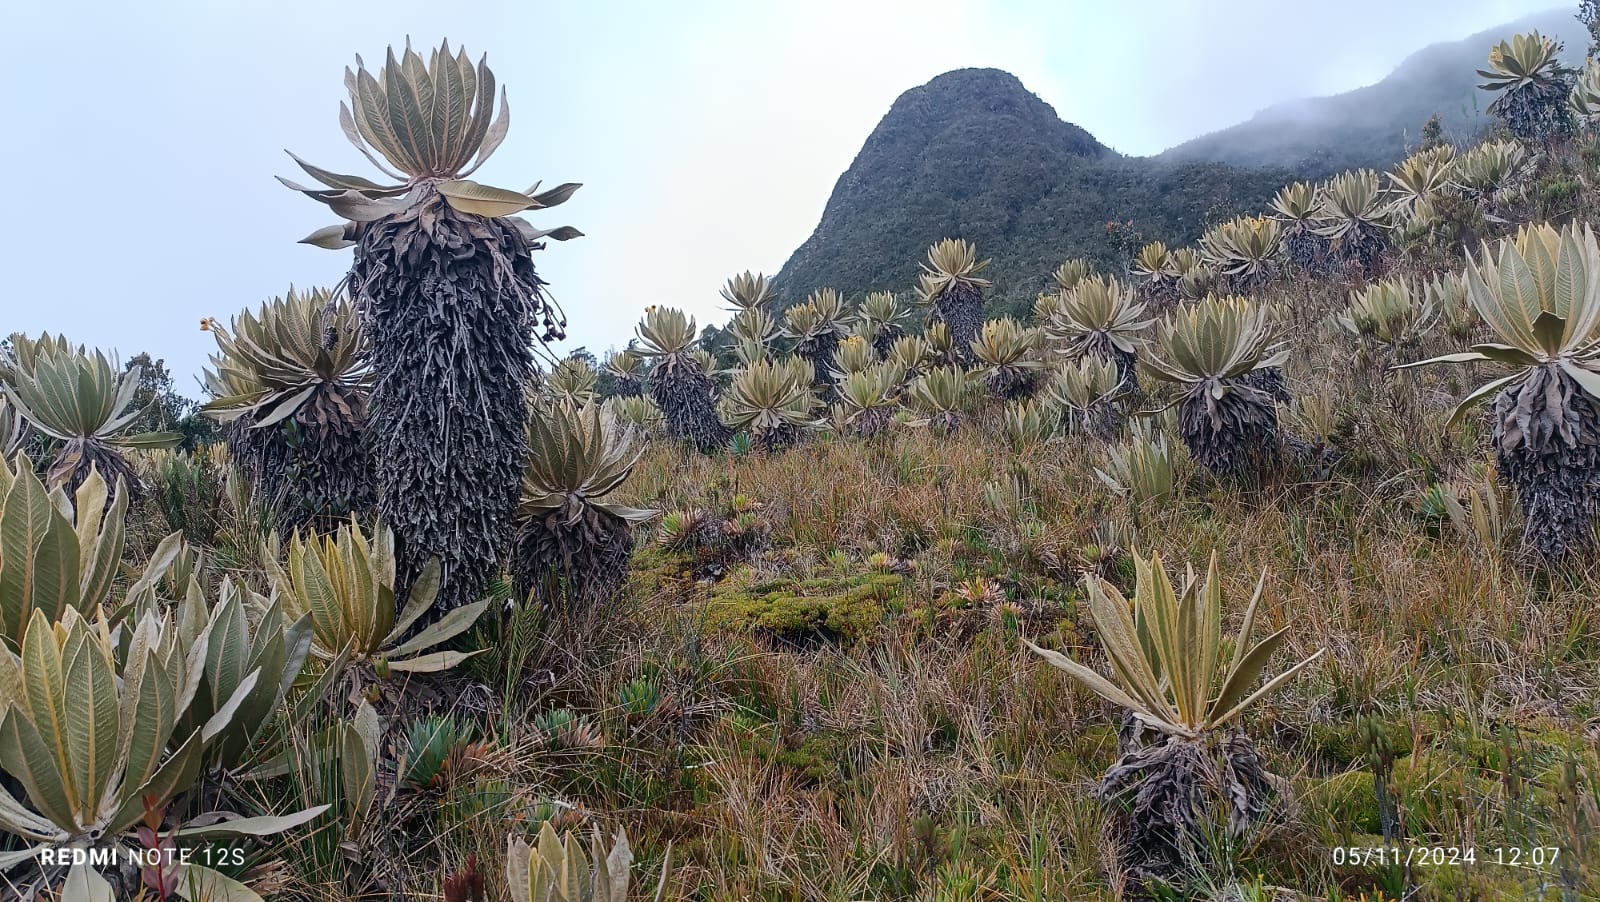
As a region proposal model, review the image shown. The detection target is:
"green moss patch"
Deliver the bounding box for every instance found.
[705,566,907,641]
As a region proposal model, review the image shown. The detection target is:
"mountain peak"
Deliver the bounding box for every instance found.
[891,67,1103,148]
[775,67,1121,301]
[773,66,1280,308]
[858,68,1107,171]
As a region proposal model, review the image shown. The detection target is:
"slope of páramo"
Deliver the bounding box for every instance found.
[1158,7,1586,178]
[772,68,1291,320]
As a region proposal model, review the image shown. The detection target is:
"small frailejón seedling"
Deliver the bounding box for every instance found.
[266,520,488,681]
[1096,424,1183,512]
[506,821,671,902]
[1001,398,1058,449]
[1397,221,1600,558]
[1025,552,1322,884]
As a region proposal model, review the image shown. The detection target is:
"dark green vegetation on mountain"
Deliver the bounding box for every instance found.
[776,9,1587,312]
[775,68,1293,316]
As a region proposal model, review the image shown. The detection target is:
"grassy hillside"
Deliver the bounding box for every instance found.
[1158,8,1586,177]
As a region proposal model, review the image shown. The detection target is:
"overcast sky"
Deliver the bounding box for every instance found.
[0,0,1564,390]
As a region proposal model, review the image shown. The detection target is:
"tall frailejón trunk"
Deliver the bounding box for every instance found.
[352,190,564,615]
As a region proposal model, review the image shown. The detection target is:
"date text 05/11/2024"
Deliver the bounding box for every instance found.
[1332,847,1562,868]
